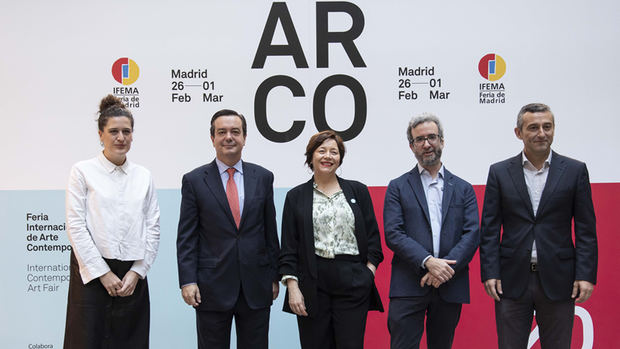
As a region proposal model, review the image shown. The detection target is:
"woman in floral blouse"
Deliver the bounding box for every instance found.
[279,130,384,349]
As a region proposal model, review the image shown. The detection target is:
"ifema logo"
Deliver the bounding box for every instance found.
[111,58,140,85]
[478,53,506,104]
[478,53,506,81]
[110,58,140,108]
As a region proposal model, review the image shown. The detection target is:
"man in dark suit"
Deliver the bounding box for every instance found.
[384,113,480,349]
[479,103,597,349]
[176,109,280,349]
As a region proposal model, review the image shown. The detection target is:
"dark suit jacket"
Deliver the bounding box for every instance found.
[176,160,279,311]
[383,166,479,304]
[479,152,598,301]
[279,177,384,317]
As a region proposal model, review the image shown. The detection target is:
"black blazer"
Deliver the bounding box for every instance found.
[279,177,384,317]
[480,152,598,301]
[176,160,280,311]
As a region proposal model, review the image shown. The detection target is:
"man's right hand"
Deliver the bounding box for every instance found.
[484,279,503,301]
[181,284,202,307]
[424,257,456,283]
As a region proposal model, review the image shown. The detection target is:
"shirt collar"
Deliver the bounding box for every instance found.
[417,164,444,179]
[312,181,343,198]
[216,158,243,175]
[521,150,552,168]
[97,151,130,174]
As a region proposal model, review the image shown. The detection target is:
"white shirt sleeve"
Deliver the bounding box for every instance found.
[65,165,110,283]
[131,176,161,278]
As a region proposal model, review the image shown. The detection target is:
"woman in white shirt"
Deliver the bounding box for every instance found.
[63,95,160,349]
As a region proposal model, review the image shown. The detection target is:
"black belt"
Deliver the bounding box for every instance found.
[317,254,360,262]
[530,263,538,272]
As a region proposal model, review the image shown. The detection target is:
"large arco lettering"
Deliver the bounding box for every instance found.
[254,74,366,142]
[313,74,366,141]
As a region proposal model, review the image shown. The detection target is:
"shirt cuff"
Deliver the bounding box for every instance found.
[281,275,298,286]
[80,257,111,284]
[422,255,432,269]
[130,260,147,279]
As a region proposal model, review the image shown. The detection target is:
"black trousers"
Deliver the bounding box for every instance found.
[388,289,462,349]
[64,252,150,349]
[195,287,270,349]
[495,269,575,349]
[297,255,373,349]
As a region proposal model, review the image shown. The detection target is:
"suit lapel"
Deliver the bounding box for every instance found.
[507,153,535,218]
[536,152,566,216]
[241,162,257,229]
[407,166,431,226]
[440,168,454,227]
[302,179,317,278]
[203,161,237,229]
[438,169,454,257]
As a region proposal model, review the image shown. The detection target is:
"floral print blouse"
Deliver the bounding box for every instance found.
[312,183,359,258]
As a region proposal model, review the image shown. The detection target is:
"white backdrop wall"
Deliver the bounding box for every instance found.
[1,1,619,348]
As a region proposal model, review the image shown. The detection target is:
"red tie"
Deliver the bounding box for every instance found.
[226,168,241,228]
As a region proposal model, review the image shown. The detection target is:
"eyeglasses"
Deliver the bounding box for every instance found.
[412,134,442,146]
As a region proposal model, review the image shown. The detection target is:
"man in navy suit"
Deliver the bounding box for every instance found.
[384,113,480,349]
[177,109,280,349]
[479,103,597,349]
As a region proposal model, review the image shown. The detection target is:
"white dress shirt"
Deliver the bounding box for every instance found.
[420,165,444,267]
[66,152,160,284]
[522,151,552,263]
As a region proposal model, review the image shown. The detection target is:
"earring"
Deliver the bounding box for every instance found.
[100,141,104,147]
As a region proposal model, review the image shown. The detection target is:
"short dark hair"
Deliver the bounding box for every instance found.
[97,94,134,131]
[210,109,247,137]
[517,103,554,130]
[304,130,345,170]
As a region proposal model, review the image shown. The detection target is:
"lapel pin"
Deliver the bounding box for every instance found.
[350,198,356,204]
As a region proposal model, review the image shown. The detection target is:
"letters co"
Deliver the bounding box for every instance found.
[252,2,367,142]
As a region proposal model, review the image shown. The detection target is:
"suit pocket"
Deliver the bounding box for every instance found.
[198,258,218,268]
[557,248,575,260]
[500,245,515,258]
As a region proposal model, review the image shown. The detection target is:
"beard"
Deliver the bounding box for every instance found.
[416,147,442,167]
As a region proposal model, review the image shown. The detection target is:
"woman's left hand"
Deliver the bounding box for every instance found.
[117,270,140,297]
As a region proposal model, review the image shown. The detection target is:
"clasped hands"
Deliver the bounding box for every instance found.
[99,270,140,297]
[420,257,456,288]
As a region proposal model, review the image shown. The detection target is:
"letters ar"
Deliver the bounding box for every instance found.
[252,2,367,142]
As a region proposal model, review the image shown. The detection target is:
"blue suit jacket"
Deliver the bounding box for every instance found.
[479,152,597,301]
[383,166,479,303]
[176,160,279,311]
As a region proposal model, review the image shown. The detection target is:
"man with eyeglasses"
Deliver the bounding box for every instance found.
[383,113,480,349]
[479,103,597,349]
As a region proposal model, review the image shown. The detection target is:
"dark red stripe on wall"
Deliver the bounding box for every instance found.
[364,183,620,349]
